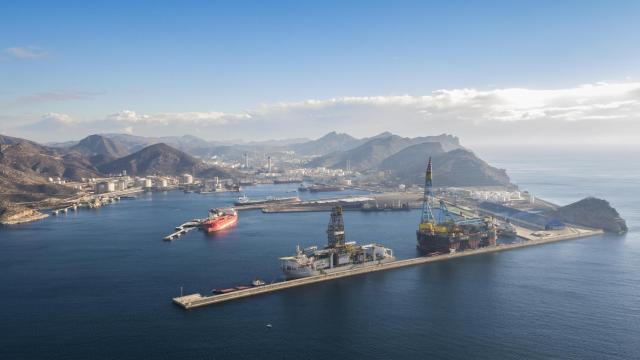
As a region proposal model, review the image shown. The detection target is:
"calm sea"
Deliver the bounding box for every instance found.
[1,146,638,359]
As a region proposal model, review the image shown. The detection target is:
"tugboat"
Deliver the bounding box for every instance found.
[280,206,395,279]
[201,208,238,233]
[211,278,267,295]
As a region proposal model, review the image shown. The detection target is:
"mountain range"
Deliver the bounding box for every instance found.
[299,132,508,187]
[1,131,511,207]
[379,143,510,187]
[0,134,235,205]
[60,132,504,187]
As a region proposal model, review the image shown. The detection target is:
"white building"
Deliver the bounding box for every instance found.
[96,181,116,194]
[182,174,193,184]
[116,179,127,191]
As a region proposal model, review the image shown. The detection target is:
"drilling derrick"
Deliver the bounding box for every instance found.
[327,206,345,248]
[419,157,436,229]
[416,156,497,255]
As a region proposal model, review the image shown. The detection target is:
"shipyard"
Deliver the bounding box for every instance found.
[170,156,611,309]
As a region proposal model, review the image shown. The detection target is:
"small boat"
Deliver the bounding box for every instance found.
[252,279,266,287]
[266,324,272,328]
[236,194,249,204]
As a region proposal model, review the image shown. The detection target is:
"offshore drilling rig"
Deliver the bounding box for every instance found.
[416,157,497,255]
[280,205,395,279]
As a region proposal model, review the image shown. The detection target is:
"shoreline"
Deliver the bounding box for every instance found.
[0,210,49,225]
[1,187,145,225]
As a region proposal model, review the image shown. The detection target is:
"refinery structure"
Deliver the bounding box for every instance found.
[416,157,497,254]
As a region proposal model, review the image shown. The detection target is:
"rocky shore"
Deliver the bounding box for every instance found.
[0,202,49,225]
[553,197,628,234]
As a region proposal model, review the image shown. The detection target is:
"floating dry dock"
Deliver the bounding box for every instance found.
[173,226,603,310]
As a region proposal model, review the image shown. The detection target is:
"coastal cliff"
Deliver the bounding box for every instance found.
[552,197,628,234]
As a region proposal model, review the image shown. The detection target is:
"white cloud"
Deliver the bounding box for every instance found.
[262,82,640,124]
[38,112,75,126]
[121,126,134,134]
[106,110,249,125]
[3,46,49,60]
[7,81,640,145]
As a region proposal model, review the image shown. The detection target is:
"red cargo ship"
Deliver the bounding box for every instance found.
[201,208,238,233]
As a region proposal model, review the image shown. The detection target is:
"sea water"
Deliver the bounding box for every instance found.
[1,146,638,359]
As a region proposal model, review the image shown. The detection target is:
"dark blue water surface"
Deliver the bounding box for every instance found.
[1,147,639,359]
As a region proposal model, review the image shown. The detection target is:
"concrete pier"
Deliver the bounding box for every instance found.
[164,225,198,241]
[173,226,603,310]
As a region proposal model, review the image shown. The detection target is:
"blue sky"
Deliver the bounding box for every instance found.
[1,0,640,144]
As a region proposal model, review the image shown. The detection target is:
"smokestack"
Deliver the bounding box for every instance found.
[267,156,272,173]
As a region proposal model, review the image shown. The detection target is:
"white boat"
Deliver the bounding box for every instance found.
[236,194,249,204]
[252,279,266,286]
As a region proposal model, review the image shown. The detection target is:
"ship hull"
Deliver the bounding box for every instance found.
[417,228,497,254]
[416,231,452,254]
[202,215,238,233]
[283,257,396,279]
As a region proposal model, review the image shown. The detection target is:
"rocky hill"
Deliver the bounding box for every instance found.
[1,134,238,206]
[291,132,362,156]
[0,138,101,181]
[70,134,130,159]
[97,143,234,178]
[302,132,508,187]
[0,137,80,203]
[1,134,42,147]
[552,197,628,234]
[0,200,48,224]
[101,133,216,156]
[380,144,511,187]
[305,133,465,172]
[307,134,413,170]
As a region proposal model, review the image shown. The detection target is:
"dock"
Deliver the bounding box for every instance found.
[173,226,603,310]
[163,220,203,241]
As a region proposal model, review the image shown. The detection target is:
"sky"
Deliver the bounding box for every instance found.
[1,0,640,146]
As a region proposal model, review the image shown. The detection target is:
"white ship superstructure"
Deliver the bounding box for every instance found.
[280,206,395,279]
